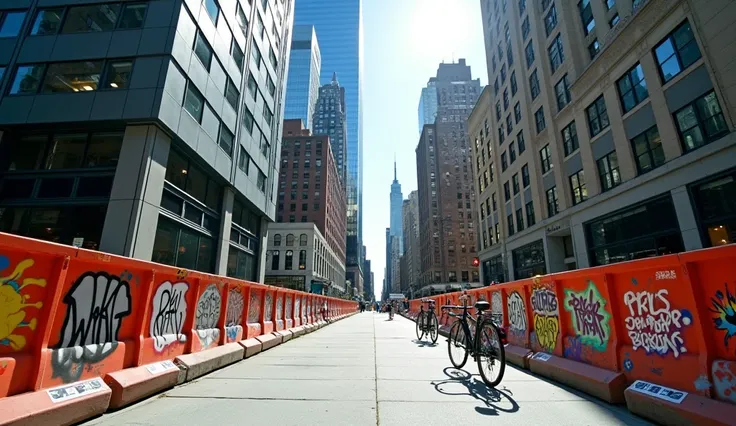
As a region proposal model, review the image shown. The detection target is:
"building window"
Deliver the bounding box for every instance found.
[519,0,526,15]
[579,0,595,35]
[631,125,665,174]
[507,213,515,236]
[512,173,520,194]
[495,101,501,120]
[299,234,308,246]
[504,181,511,201]
[589,39,600,59]
[501,64,507,83]
[164,149,221,211]
[509,141,516,163]
[513,240,546,279]
[238,146,250,174]
[299,250,307,270]
[522,164,530,187]
[569,170,587,205]
[585,195,683,266]
[526,201,536,226]
[586,95,610,137]
[492,193,497,211]
[546,187,559,216]
[540,145,552,173]
[597,151,621,192]
[516,208,525,232]
[503,89,509,111]
[0,10,26,37]
[273,234,281,246]
[525,41,535,68]
[514,103,521,123]
[545,4,558,36]
[194,31,213,69]
[655,21,702,83]
[236,3,249,34]
[286,233,294,246]
[285,250,293,270]
[218,125,234,156]
[42,60,104,93]
[152,217,215,273]
[535,107,546,133]
[510,71,518,95]
[224,78,240,110]
[522,16,530,40]
[617,63,648,114]
[501,152,508,171]
[674,91,728,153]
[30,9,63,35]
[517,131,526,153]
[62,5,118,33]
[271,250,280,269]
[690,171,736,247]
[102,60,132,89]
[506,115,513,135]
[203,0,219,23]
[555,74,570,111]
[257,170,267,192]
[529,70,540,99]
[606,0,616,9]
[562,121,578,156]
[609,13,620,27]
[183,83,205,122]
[548,34,565,73]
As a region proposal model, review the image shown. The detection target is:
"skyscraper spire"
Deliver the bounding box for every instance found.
[393,154,397,182]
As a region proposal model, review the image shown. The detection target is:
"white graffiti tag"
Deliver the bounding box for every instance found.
[623,289,692,358]
[150,281,188,352]
[491,292,503,325]
[225,289,244,342]
[507,291,527,332]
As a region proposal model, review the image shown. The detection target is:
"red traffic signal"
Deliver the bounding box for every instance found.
[472,257,480,267]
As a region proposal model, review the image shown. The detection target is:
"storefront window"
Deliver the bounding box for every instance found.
[152,217,215,273]
[483,255,506,284]
[585,195,683,266]
[513,240,546,279]
[0,205,106,250]
[691,171,736,247]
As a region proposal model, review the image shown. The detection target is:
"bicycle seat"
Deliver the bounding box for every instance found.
[474,300,491,311]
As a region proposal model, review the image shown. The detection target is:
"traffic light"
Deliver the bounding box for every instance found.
[472,257,480,267]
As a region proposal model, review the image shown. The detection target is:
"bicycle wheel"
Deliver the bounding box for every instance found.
[447,321,469,368]
[416,312,425,340]
[429,311,439,344]
[476,319,506,387]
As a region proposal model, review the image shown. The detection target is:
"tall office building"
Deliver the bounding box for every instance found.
[402,191,420,297]
[0,0,294,283]
[384,227,391,293]
[415,60,481,295]
[471,0,736,283]
[418,78,438,134]
[294,0,364,276]
[313,73,347,183]
[389,159,403,253]
[284,25,321,130]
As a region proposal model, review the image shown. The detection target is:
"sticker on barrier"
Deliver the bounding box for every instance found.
[145,360,178,375]
[47,378,105,403]
[532,352,552,362]
[628,380,688,404]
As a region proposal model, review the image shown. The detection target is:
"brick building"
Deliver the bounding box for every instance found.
[278,119,346,264]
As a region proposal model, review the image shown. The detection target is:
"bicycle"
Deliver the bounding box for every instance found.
[415,298,439,343]
[441,293,507,387]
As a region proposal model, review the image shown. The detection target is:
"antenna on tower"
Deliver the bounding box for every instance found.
[393,154,397,181]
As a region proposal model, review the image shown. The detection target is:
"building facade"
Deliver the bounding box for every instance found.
[415,60,482,295]
[363,255,372,300]
[284,24,320,130]
[294,0,363,274]
[390,235,401,293]
[384,226,391,291]
[278,119,346,264]
[418,78,438,134]
[402,190,420,297]
[472,0,736,282]
[312,73,347,184]
[0,0,293,283]
[264,222,346,296]
[389,160,403,253]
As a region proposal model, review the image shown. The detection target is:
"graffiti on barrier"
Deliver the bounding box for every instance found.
[225,289,244,343]
[150,281,188,352]
[507,291,527,337]
[265,292,273,321]
[0,257,46,350]
[276,295,283,321]
[564,281,610,351]
[710,284,736,349]
[490,292,503,325]
[285,295,293,319]
[53,272,131,383]
[530,283,559,352]
[623,288,692,358]
[712,360,736,403]
[248,291,261,323]
[195,284,221,349]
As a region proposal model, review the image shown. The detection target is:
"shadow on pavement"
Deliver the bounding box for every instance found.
[410,339,439,348]
[431,367,519,416]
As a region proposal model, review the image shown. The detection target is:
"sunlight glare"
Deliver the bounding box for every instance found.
[409,0,475,62]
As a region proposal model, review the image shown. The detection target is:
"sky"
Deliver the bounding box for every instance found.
[362,0,487,300]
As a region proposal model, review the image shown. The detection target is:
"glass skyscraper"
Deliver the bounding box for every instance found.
[284,25,321,130]
[294,0,363,271]
[418,78,438,134]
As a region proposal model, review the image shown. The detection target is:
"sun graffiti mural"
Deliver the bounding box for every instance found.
[0,257,46,351]
[711,284,736,349]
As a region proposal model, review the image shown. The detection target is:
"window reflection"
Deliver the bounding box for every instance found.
[42,61,103,93]
[152,217,214,273]
[45,134,87,169]
[62,4,120,33]
[10,65,45,94]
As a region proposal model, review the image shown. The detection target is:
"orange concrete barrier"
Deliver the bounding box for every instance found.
[0,232,356,424]
[407,244,736,424]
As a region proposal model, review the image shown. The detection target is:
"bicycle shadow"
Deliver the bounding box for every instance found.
[410,339,439,348]
[431,367,520,416]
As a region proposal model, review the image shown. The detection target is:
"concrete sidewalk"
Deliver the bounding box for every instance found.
[83,313,652,425]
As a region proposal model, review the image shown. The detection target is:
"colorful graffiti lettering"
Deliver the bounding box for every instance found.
[195,285,221,349]
[712,360,736,403]
[225,289,244,343]
[710,284,736,349]
[507,291,527,337]
[150,281,188,352]
[0,258,46,350]
[623,288,692,358]
[564,281,610,351]
[530,284,559,353]
[53,272,131,383]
